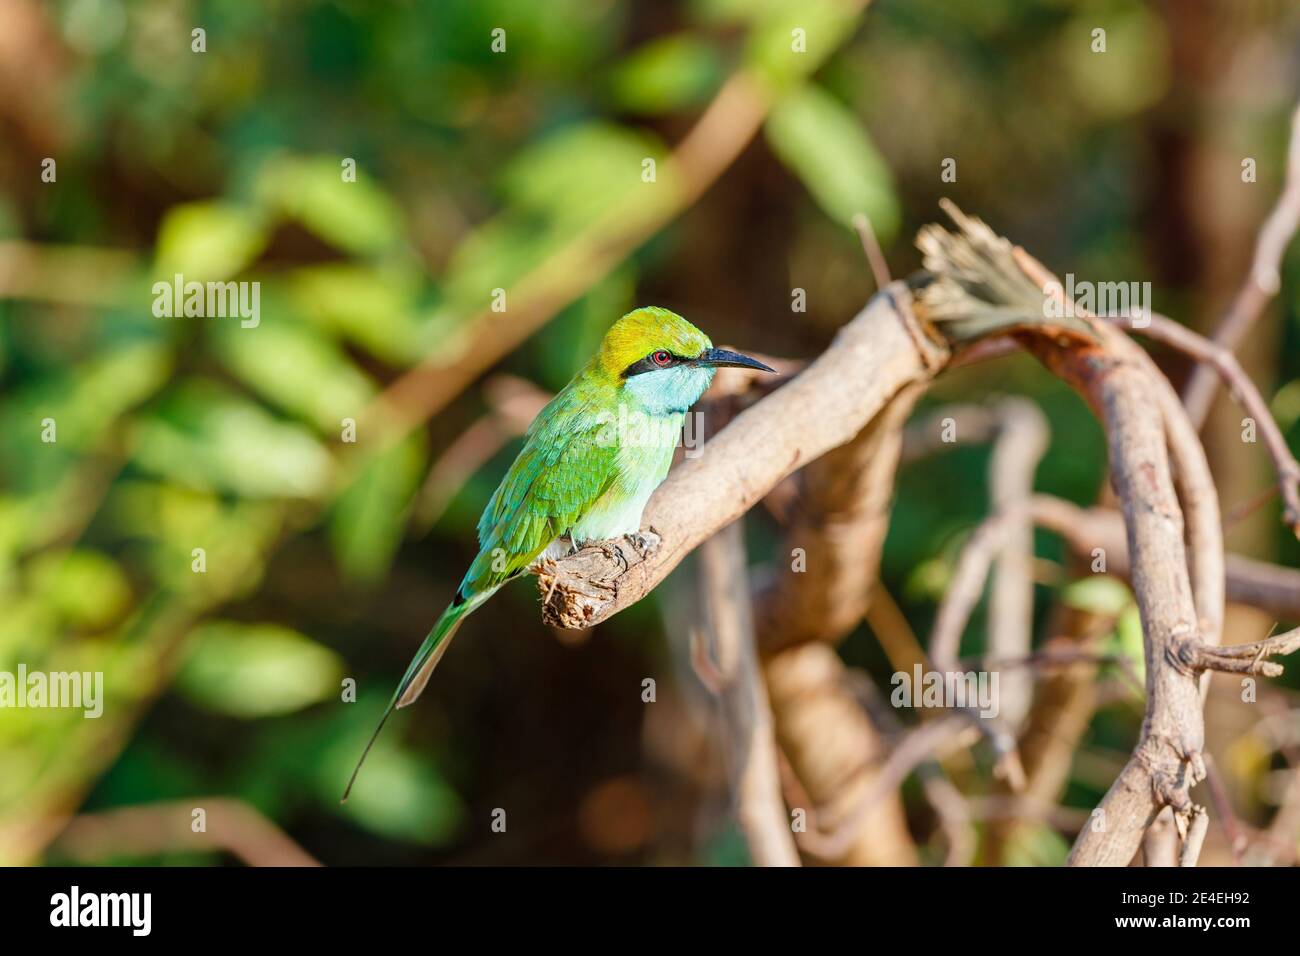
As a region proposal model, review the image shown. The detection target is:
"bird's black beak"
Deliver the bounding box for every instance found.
[695,348,776,373]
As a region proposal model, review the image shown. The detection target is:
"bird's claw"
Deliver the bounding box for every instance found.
[626,530,661,557]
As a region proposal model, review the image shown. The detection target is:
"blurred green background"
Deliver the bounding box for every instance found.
[1,0,1298,865]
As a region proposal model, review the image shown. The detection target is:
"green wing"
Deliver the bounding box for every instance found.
[459,393,618,598]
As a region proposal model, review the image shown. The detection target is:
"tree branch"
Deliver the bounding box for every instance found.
[914,207,1213,866]
[1107,311,1300,535]
[697,520,800,866]
[1182,103,1300,430]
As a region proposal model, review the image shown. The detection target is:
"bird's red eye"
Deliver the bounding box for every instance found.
[651,350,672,367]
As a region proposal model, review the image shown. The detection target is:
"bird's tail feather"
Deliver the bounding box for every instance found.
[341,585,499,802]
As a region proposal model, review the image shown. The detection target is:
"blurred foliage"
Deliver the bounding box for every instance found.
[1,0,1298,867]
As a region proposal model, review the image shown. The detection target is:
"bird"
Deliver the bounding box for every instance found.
[342,306,774,799]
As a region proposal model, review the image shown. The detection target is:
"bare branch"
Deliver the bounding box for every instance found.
[412,375,550,531]
[903,396,1049,729]
[697,520,800,867]
[52,798,320,867]
[989,399,1049,728]
[1014,495,1300,620]
[852,212,893,290]
[1144,807,1180,867]
[792,716,973,860]
[1014,253,1225,658]
[767,644,920,865]
[1189,625,1300,677]
[1108,311,1300,535]
[914,207,1213,866]
[1179,806,1211,868]
[755,380,929,653]
[1183,103,1300,430]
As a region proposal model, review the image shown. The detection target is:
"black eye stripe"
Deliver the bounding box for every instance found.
[621,351,687,378]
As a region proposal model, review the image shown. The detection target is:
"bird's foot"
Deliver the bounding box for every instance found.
[626,529,661,558]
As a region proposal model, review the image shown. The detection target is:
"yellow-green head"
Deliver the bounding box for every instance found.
[592,307,774,416]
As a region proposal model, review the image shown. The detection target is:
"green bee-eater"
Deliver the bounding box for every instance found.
[343,307,774,798]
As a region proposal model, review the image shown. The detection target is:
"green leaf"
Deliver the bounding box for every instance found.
[330,436,425,583]
[1,341,171,455]
[0,342,172,503]
[433,123,667,329]
[288,263,426,365]
[498,122,668,231]
[129,382,334,499]
[1270,378,1300,432]
[1061,8,1171,119]
[209,305,376,432]
[1060,576,1132,617]
[1003,821,1070,867]
[330,742,463,845]
[257,155,403,256]
[236,697,463,846]
[27,549,132,631]
[607,34,722,114]
[176,621,345,718]
[745,0,862,87]
[104,482,284,599]
[438,217,558,314]
[903,556,951,603]
[1115,604,1146,682]
[765,84,899,235]
[155,202,268,280]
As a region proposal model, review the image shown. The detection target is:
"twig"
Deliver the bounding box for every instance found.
[1014,255,1225,660]
[793,716,973,860]
[1202,754,1246,865]
[755,380,930,653]
[1009,494,1300,620]
[900,403,1002,462]
[689,626,726,696]
[1144,807,1180,867]
[697,520,800,867]
[1189,624,1300,676]
[900,394,1049,731]
[1183,103,1300,430]
[1107,311,1300,536]
[918,771,976,867]
[966,647,1143,696]
[767,642,920,865]
[1055,343,1205,866]
[852,212,892,290]
[914,206,1215,866]
[1179,806,1211,868]
[988,398,1050,728]
[412,375,550,531]
[928,506,1020,669]
[903,394,1167,729]
[51,798,320,867]
[864,581,929,675]
[1224,485,1280,535]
